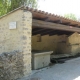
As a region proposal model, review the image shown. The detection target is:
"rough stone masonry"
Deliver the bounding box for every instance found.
[0,51,24,80]
[0,8,32,80]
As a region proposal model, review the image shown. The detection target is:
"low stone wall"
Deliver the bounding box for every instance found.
[0,50,24,80]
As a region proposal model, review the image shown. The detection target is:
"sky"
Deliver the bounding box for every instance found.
[38,0,80,18]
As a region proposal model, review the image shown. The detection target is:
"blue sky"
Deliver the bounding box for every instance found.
[38,0,80,18]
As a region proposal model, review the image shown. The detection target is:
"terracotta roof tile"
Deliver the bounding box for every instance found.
[0,6,80,27]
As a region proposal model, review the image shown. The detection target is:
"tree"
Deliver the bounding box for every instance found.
[0,0,38,16]
[0,0,9,16]
[64,13,77,21]
[8,0,38,12]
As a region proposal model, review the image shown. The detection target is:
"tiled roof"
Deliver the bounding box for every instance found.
[0,6,80,27]
[25,7,80,27]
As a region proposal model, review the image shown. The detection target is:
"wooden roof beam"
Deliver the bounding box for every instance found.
[32,29,52,35]
[33,16,51,21]
[41,30,54,36]
[33,28,46,33]
[53,20,62,23]
[32,19,80,33]
[70,24,78,27]
[49,31,73,36]
[62,22,70,25]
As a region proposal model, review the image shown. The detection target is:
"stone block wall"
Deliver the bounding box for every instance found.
[22,10,32,75]
[32,34,68,54]
[0,9,32,80]
[0,51,24,80]
[32,32,80,55]
[68,32,80,55]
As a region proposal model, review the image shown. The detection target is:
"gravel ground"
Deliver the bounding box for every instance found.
[19,57,80,80]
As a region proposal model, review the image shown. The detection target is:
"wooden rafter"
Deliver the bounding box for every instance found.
[32,19,80,33]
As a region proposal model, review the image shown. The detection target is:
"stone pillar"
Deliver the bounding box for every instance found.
[22,10,32,76]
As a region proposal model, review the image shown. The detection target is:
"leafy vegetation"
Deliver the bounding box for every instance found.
[0,0,38,16]
[64,13,77,21]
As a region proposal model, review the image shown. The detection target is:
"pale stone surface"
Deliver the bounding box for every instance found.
[0,9,32,80]
[32,33,80,55]
[0,51,24,80]
[22,10,32,76]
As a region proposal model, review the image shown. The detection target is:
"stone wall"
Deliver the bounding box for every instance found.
[0,9,32,80]
[32,32,80,55]
[0,51,24,80]
[32,34,68,54]
[68,32,80,55]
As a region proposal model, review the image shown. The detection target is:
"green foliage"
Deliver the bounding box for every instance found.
[0,0,38,16]
[64,13,77,21]
[0,0,8,16]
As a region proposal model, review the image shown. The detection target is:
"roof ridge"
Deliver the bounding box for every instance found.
[0,6,80,26]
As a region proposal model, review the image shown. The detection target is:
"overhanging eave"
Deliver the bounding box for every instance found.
[32,19,80,33]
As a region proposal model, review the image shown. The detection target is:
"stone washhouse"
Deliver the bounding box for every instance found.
[0,7,80,80]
